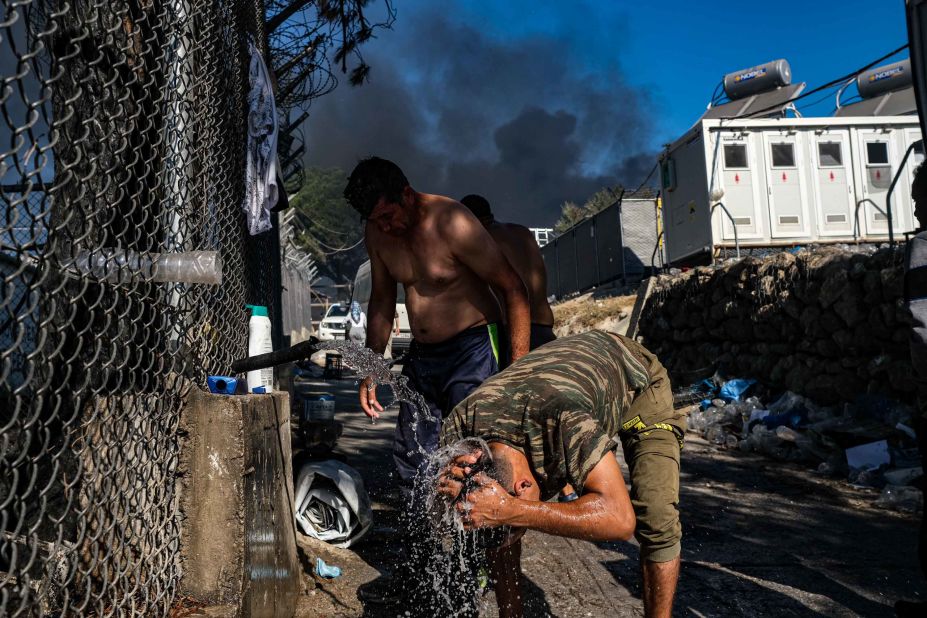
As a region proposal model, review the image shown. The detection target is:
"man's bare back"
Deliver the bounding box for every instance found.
[487,222,555,327]
[366,194,504,343]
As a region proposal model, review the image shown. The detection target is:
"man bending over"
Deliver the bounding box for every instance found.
[438,330,686,618]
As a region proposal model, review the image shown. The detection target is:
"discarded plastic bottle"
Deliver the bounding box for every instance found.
[69,248,222,285]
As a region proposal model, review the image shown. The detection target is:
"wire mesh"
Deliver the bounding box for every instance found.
[0,0,280,615]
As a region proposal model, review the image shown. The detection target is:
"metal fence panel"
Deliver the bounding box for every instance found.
[541,196,660,298]
[596,203,624,282]
[0,1,278,615]
[555,232,578,297]
[621,199,658,278]
[574,219,597,291]
[541,242,560,298]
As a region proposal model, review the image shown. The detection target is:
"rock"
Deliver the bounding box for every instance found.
[884,467,923,486]
[816,339,840,358]
[832,329,856,351]
[881,267,903,300]
[819,268,849,308]
[758,275,776,297]
[833,297,864,328]
[800,305,821,334]
[780,290,802,320]
[862,270,882,304]
[818,311,843,334]
[722,319,752,342]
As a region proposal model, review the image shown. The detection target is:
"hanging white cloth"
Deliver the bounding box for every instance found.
[243,39,279,236]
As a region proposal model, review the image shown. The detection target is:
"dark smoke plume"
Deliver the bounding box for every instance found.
[302,6,657,227]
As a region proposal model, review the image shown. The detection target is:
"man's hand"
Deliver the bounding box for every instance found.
[436,450,482,501]
[358,376,384,419]
[456,472,515,530]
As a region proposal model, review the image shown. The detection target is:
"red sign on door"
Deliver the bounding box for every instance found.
[735,174,740,184]
[782,172,787,182]
[829,172,835,181]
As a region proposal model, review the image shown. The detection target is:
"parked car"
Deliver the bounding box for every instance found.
[351,260,412,357]
[317,303,350,341]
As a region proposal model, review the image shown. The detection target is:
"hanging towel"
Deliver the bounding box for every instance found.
[243,39,279,236]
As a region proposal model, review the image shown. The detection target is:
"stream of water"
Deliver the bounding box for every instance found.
[316,341,495,616]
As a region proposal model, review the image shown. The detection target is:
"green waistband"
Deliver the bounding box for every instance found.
[486,323,500,365]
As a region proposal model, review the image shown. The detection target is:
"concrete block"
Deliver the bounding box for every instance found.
[177,390,299,617]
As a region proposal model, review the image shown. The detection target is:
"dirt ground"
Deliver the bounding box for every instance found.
[552,293,637,338]
[292,372,926,618]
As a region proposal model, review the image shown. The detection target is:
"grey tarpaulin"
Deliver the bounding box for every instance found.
[294,460,373,548]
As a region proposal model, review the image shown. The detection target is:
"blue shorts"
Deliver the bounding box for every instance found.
[393,324,499,486]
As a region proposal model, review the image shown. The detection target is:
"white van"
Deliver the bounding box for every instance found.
[351,260,412,356]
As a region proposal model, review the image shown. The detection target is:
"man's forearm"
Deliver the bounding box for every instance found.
[503,495,633,542]
[365,322,391,354]
[365,306,393,354]
[504,285,530,361]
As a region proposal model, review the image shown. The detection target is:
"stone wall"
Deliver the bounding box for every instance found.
[639,247,916,404]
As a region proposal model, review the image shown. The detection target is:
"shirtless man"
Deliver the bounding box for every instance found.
[460,194,556,350]
[344,158,529,613]
[344,158,529,469]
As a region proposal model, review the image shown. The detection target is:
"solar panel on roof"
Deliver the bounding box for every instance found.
[702,83,806,120]
[834,87,917,117]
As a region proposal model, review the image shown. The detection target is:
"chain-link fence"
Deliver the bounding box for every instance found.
[0,0,282,615]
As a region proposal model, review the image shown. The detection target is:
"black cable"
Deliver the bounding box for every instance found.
[795,85,844,112]
[729,43,908,120]
[631,162,659,195]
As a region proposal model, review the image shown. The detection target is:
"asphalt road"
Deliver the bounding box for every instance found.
[292,371,926,618]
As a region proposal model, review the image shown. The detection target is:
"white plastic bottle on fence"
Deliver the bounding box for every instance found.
[246,304,274,393]
[70,248,223,284]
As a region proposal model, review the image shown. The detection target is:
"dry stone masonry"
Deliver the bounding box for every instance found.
[640,247,915,404]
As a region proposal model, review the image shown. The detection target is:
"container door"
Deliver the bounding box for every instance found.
[716,133,763,240]
[856,129,901,236]
[811,130,855,237]
[763,133,811,239]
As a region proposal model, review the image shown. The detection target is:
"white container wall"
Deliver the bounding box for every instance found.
[660,116,922,264]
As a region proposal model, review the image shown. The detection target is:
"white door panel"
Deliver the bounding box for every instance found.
[811,131,854,237]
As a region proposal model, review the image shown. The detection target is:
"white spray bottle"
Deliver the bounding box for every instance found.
[246,304,274,393]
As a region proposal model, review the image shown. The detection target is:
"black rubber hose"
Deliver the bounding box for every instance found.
[231,337,320,373]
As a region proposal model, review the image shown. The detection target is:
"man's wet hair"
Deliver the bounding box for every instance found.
[452,438,514,550]
[343,157,409,218]
[914,161,927,204]
[460,194,494,222]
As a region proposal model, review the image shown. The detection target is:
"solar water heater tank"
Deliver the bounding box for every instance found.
[857,59,912,99]
[723,59,792,100]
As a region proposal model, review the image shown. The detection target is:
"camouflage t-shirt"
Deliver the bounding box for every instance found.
[441,330,657,500]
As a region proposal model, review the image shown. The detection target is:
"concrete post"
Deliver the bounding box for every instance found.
[177,390,299,617]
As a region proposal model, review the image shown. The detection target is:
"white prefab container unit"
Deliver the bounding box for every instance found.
[658,57,923,265]
[659,116,923,264]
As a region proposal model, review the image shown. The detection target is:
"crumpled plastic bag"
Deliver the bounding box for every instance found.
[719,379,756,402]
[294,460,373,548]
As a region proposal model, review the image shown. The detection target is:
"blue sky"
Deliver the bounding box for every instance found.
[451,0,910,146]
[303,0,912,224]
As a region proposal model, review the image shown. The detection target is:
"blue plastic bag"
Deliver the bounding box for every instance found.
[315,557,342,579]
[719,379,756,402]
